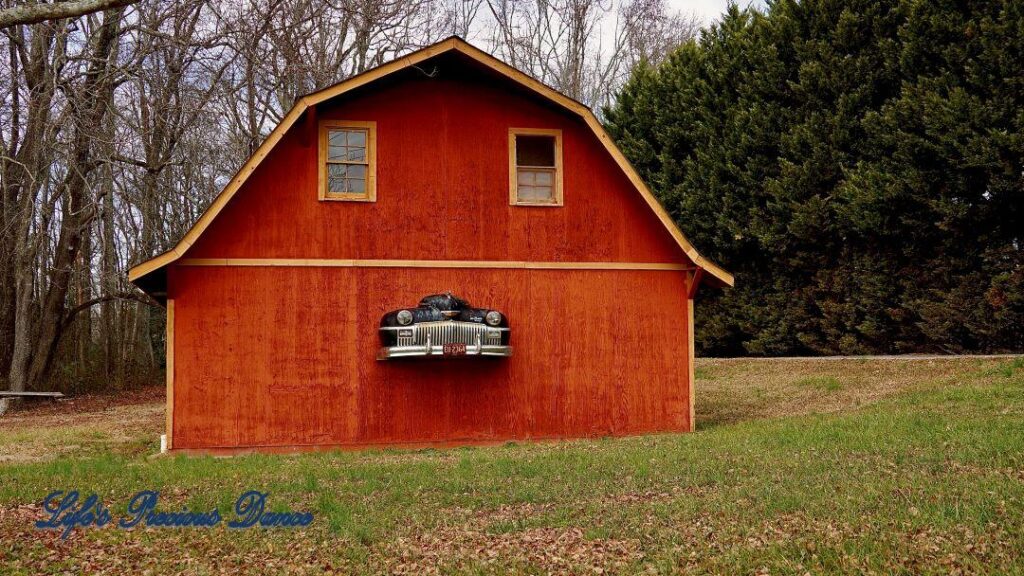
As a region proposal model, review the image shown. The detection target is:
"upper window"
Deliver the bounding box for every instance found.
[319,120,376,201]
[509,128,563,206]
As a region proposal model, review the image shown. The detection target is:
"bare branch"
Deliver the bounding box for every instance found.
[61,291,160,332]
[0,0,138,29]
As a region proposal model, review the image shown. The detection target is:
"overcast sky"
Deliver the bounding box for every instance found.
[669,0,767,24]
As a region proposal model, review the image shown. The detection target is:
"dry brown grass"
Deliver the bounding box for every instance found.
[695,357,1004,428]
[0,357,1013,464]
[0,386,163,463]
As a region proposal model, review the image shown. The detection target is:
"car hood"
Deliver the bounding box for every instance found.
[417,292,469,311]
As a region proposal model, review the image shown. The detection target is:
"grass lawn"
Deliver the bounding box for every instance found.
[1,357,1022,574]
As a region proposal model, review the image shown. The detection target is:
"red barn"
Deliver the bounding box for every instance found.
[129,37,732,453]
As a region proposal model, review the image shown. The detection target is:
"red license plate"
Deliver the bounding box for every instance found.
[443,343,467,356]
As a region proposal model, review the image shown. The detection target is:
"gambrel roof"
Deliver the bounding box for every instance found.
[129,36,733,293]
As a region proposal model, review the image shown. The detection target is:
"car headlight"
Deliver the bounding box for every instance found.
[397,310,413,325]
[485,311,502,326]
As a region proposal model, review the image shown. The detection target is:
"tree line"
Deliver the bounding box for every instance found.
[0,0,695,393]
[606,0,1023,356]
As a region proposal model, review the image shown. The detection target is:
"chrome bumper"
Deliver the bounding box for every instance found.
[377,325,512,360]
[377,343,513,359]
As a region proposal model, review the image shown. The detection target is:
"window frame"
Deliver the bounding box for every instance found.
[318,120,377,202]
[509,127,563,207]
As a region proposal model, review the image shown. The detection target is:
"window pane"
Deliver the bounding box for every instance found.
[516,135,555,167]
[517,168,554,201]
[346,164,366,179]
[328,130,348,161]
[328,129,371,162]
[347,147,366,162]
[327,164,348,193]
[324,126,372,198]
[517,168,535,186]
[520,184,554,201]
[325,164,367,195]
[347,130,366,147]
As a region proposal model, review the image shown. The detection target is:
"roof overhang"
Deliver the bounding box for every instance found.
[128,36,733,295]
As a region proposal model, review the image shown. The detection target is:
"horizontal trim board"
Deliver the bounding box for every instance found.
[177,258,692,271]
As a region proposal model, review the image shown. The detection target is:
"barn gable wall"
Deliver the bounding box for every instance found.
[185,64,687,264]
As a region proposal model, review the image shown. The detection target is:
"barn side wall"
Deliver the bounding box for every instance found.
[168,265,693,449]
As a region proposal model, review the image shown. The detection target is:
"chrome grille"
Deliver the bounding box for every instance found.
[398,321,502,347]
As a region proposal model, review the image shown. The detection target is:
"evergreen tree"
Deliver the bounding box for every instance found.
[606,0,1024,355]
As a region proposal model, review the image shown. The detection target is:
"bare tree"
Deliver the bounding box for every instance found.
[0,0,138,29]
[483,0,695,109]
[3,7,127,393]
[212,0,436,160]
[435,0,483,38]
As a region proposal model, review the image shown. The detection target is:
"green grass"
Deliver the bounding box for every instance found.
[796,375,844,392]
[0,358,1022,574]
[694,365,715,380]
[984,357,1024,378]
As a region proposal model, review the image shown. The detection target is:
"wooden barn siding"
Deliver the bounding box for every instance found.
[169,265,692,449]
[185,73,686,265]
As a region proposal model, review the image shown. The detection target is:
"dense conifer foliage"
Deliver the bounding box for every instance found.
[605,0,1024,355]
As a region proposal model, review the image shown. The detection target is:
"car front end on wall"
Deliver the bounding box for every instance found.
[378,293,512,359]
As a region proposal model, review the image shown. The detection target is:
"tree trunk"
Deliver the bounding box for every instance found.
[101,154,116,381]
[10,9,124,392]
[3,22,58,391]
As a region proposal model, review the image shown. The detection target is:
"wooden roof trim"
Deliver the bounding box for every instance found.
[129,37,733,287]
